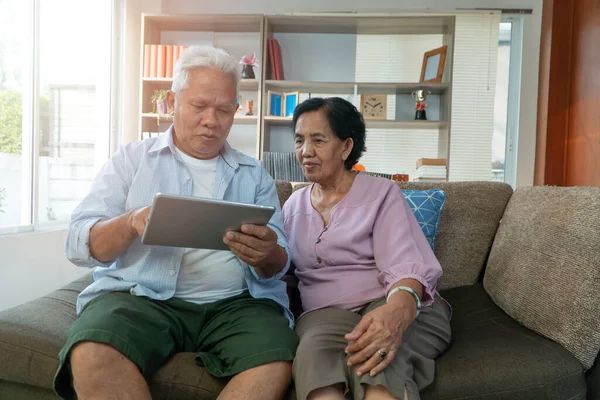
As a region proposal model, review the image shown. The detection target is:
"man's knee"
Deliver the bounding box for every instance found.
[70,341,132,373]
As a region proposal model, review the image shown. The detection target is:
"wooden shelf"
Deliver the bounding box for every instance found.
[233,115,259,125]
[266,15,453,35]
[365,120,448,130]
[265,80,448,95]
[264,116,447,130]
[143,78,260,91]
[143,14,263,33]
[142,77,173,83]
[265,81,356,94]
[358,82,449,95]
[264,116,293,126]
[142,113,173,121]
[141,113,258,125]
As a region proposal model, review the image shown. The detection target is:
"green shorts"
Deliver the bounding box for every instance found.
[53,291,298,399]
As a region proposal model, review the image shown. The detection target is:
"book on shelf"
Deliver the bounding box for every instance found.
[267,38,284,80]
[272,39,284,80]
[157,45,166,78]
[416,158,447,169]
[416,165,447,179]
[149,44,158,77]
[166,46,174,78]
[143,45,188,78]
[262,152,306,182]
[173,46,180,74]
[144,45,151,77]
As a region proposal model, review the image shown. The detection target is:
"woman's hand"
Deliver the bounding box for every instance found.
[345,291,418,377]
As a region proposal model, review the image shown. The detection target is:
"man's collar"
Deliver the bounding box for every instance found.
[148,125,254,168]
[147,125,174,154]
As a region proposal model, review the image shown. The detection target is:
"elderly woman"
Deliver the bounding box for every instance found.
[282,97,451,400]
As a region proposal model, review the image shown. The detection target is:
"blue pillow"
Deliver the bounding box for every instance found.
[402,189,446,251]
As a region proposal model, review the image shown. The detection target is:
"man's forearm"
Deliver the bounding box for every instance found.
[254,245,288,278]
[89,210,138,263]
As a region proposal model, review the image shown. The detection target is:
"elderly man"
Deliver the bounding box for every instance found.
[53,46,298,400]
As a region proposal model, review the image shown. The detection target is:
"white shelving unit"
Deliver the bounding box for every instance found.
[139,13,455,178]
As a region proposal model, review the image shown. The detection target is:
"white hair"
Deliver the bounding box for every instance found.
[171,45,239,94]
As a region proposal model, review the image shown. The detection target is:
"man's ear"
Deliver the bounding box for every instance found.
[166,90,175,114]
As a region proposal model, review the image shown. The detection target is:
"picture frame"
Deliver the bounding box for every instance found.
[420,45,447,83]
[267,90,283,116]
[283,91,299,117]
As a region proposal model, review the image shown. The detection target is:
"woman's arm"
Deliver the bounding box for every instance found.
[372,183,443,305]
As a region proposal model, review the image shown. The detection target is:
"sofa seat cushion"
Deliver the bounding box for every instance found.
[422,284,586,400]
[151,352,297,400]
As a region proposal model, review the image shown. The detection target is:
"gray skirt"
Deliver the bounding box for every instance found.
[293,294,452,400]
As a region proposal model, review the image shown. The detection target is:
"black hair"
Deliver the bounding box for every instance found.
[292,97,366,170]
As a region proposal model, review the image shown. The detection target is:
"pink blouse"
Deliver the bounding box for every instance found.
[282,173,443,313]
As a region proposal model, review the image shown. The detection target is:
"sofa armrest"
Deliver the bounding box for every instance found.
[0,273,93,391]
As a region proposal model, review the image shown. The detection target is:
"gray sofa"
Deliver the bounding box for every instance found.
[1,181,599,399]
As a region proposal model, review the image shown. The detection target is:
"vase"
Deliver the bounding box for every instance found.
[241,64,255,79]
[156,99,167,115]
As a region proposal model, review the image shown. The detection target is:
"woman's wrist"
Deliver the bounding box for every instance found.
[387,285,422,317]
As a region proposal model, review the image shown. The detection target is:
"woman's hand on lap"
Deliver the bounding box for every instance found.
[344,292,417,377]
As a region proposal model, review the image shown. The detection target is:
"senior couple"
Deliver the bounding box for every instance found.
[54,46,451,400]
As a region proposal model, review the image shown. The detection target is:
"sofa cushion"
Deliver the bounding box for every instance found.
[422,284,586,400]
[275,180,293,207]
[403,189,446,250]
[397,182,513,290]
[483,186,600,369]
[289,181,512,290]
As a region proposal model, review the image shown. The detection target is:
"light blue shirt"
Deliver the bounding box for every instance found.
[66,127,293,326]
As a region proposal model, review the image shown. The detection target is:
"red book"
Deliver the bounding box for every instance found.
[144,44,151,77]
[272,39,284,81]
[173,46,181,71]
[165,46,174,78]
[268,38,277,80]
[179,46,187,60]
[149,44,158,77]
[157,45,166,78]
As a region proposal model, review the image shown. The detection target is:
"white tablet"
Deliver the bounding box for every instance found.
[141,193,276,251]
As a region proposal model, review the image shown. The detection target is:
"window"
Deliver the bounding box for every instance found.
[0,0,116,232]
[493,16,523,188]
[0,0,30,229]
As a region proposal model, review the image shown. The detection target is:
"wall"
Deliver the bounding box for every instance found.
[157,0,543,187]
[0,230,88,312]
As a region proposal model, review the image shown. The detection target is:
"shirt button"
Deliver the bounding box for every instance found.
[317,256,322,263]
[169,270,175,276]
[185,176,191,181]
[316,239,321,244]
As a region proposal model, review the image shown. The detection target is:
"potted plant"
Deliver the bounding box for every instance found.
[240,53,259,79]
[150,90,170,124]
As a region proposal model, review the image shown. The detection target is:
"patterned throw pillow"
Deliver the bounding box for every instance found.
[402,189,446,251]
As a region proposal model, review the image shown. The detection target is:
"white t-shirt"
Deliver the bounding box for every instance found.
[173,147,248,304]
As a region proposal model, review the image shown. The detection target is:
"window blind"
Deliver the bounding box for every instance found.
[448,13,500,181]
